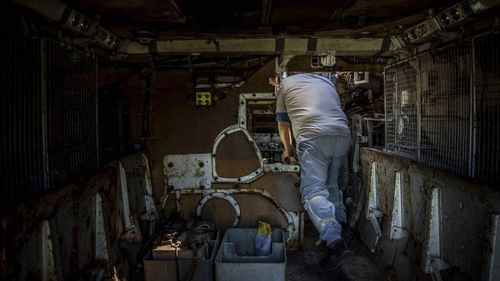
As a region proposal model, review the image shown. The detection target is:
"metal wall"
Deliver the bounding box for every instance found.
[384,32,500,183]
[0,153,155,280]
[0,37,98,214]
[358,148,500,281]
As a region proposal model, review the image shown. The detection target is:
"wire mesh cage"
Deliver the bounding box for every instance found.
[0,37,98,213]
[46,40,98,186]
[0,38,45,198]
[419,42,472,176]
[385,32,500,183]
[384,60,418,159]
[474,33,500,183]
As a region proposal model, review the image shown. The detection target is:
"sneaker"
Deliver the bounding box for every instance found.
[320,238,352,269]
[323,239,386,281]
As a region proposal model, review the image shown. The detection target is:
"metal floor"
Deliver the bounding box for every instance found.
[286,223,331,281]
[287,221,383,281]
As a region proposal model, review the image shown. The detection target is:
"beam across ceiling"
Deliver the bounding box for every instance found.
[120,37,393,57]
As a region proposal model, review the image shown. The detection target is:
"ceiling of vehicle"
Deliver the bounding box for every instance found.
[71,0,455,38]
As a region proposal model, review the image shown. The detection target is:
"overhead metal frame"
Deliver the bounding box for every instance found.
[121,38,392,57]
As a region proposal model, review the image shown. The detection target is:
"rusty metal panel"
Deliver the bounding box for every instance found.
[0,170,118,280]
[164,154,213,189]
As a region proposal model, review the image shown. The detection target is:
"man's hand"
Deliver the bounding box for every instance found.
[282,147,297,164]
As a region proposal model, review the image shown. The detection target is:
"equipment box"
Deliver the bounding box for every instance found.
[215,228,286,281]
[144,228,220,281]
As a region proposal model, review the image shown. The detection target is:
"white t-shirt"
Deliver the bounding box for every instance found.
[276,73,350,144]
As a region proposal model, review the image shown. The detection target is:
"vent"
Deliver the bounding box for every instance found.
[474,33,500,183]
[385,32,500,183]
[0,38,45,196]
[0,37,97,213]
[46,40,98,185]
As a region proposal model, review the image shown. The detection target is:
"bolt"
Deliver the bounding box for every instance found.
[168,162,174,168]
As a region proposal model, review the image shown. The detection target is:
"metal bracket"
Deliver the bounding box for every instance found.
[422,187,449,273]
[390,171,409,240]
[41,220,57,281]
[94,193,110,262]
[141,154,158,223]
[118,161,142,242]
[264,162,300,173]
[238,93,277,128]
[366,161,383,251]
[485,214,500,281]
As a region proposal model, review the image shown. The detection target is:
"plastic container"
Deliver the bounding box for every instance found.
[215,228,286,281]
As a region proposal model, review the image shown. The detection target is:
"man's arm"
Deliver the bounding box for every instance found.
[278,121,295,162]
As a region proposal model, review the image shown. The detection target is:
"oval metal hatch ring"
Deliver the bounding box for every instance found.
[196,191,241,227]
[212,125,264,183]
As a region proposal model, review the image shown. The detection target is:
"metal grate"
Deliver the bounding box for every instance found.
[0,37,45,203]
[474,33,500,183]
[385,32,500,183]
[384,61,418,158]
[419,43,472,176]
[46,40,98,186]
[0,37,98,213]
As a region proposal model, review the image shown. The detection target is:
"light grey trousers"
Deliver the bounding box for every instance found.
[297,135,351,245]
